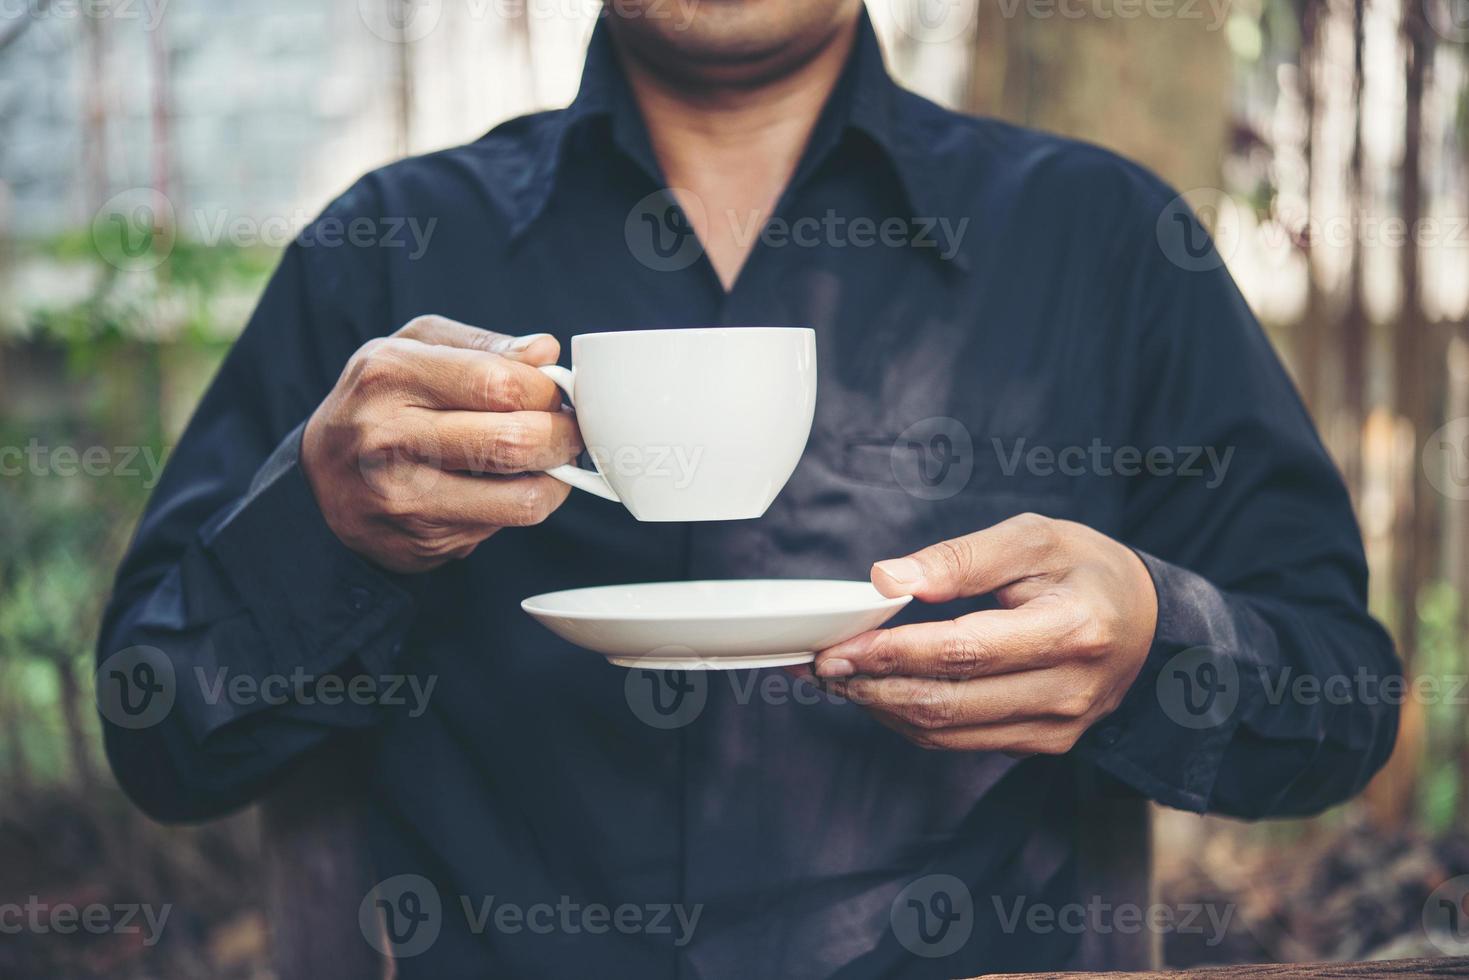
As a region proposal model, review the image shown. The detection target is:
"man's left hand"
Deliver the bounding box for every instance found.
[807,513,1158,755]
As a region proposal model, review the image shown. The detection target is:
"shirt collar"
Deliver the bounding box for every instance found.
[509,8,953,260]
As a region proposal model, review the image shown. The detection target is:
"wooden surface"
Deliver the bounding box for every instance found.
[975,956,1469,978]
[1072,774,1157,971]
[261,743,386,980]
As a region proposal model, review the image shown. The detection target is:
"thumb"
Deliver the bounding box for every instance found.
[396,315,561,366]
[872,516,1050,602]
[490,332,560,367]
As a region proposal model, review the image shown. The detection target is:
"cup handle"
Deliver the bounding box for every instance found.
[537,364,620,502]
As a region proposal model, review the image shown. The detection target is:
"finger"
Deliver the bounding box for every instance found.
[869,512,1066,602]
[812,599,1084,679]
[420,408,583,474]
[351,338,564,413]
[877,717,1082,756]
[821,668,1094,730]
[420,470,573,528]
[396,315,561,366]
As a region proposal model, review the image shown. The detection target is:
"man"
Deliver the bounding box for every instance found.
[98,0,1399,975]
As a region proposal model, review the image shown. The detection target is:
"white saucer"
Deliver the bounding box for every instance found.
[521,579,912,670]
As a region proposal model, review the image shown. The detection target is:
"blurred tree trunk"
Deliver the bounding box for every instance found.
[1,684,33,801]
[1295,0,1328,415]
[1454,331,1469,816]
[80,2,109,215]
[396,6,416,154]
[1368,0,1433,831]
[53,656,96,793]
[966,0,1230,192]
[1392,0,1429,689]
[1339,0,1369,499]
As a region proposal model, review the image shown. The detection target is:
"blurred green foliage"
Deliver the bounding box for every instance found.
[0,234,271,796]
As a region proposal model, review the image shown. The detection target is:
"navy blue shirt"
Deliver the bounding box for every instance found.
[99,13,1398,978]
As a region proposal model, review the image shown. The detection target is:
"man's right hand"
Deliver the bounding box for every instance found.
[301,315,582,573]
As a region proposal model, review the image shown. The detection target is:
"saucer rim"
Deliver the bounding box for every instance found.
[520,579,912,623]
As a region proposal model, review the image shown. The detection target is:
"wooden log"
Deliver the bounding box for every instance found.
[1072,771,1158,971]
[974,955,1469,978]
[260,743,385,980]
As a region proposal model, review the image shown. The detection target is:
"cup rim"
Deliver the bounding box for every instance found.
[573,326,813,344]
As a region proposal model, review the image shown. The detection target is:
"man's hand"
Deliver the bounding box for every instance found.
[808,513,1158,755]
[301,315,582,574]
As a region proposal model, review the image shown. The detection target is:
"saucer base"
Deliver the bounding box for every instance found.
[607,650,814,671]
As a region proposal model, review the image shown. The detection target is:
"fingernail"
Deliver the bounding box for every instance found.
[874,557,923,586]
[496,333,551,352]
[815,658,854,678]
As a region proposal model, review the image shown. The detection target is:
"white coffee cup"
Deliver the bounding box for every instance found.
[537,327,816,521]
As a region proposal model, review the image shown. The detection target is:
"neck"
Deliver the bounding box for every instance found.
[609,17,860,289]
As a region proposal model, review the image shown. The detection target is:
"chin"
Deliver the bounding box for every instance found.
[605,0,859,80]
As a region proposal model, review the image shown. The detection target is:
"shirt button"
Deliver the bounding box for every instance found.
[1095,725,1122,748]
[348,587,373,612]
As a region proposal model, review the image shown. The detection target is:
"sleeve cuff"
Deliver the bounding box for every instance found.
[1073,550,1247,813]
[186,423,418,739]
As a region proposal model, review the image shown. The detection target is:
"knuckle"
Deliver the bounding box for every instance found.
[939,626,990,676]
[907,728,949,751]
[1067,606,1113,658]
[505,480,556,526]
[405,534,456,563]
[349,337,411,390]
[396,314,444,339]
[864,634,899,677]
[490,419,536,471]
[482,360,528,409]
[1055,690,1093,720]
[929,537,975,584]
[1014,511,1057,544]
[1040,727,1084,755]
[908,688,956,730]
